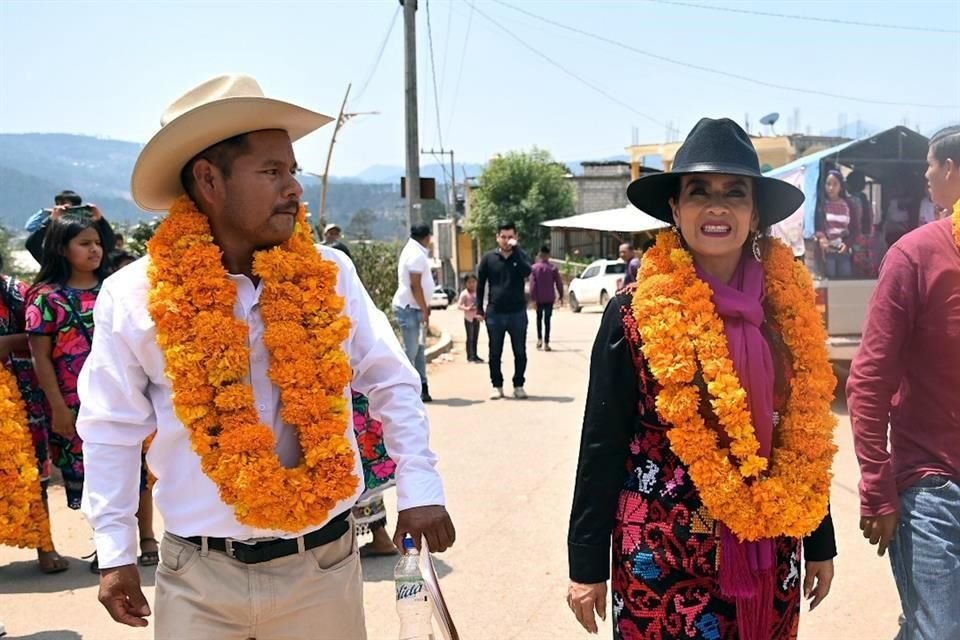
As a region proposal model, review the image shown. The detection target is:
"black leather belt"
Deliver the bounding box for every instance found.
[180,511,349,565]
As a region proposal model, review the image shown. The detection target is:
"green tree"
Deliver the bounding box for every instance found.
[350,240,402,317]
[466,148,574,250]
[347,208,377,241]
[125,218,162,257]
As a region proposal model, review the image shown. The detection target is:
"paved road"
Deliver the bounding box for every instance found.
[0,305,901,639]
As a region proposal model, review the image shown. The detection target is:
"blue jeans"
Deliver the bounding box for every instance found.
[394,306,427,385]
[485,310,527,388]
[824,252,853,279]
[889,475,960,640]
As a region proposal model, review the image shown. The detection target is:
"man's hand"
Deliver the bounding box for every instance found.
[98,565,151,627]
[860,512,899,556]
[422,308,431,327]
[803,559,834,611]
[50,205,68,221]
[393,505,455,553]
[51,404,77,439]
[88,203,103,221]
[568,581,607,634]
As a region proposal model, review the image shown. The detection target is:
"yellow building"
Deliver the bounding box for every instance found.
[627,133,850,179]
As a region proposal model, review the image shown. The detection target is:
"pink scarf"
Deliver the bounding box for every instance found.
[695,253,776,640]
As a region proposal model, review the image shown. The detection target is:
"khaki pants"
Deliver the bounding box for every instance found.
[155,524,366,640]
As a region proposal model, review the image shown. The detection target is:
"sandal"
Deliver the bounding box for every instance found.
[83,550,99,574]
[37,550,69,574]
[139,537,160,567]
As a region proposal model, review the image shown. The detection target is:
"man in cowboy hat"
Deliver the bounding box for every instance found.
[77,74,455,639]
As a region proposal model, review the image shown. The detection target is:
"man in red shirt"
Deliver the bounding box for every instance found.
[847,125,960,640]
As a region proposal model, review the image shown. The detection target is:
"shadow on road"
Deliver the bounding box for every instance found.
[360,555,453,583]
[0,560,156,594]
[8,632,84,640]
[429,398,484,408]
[521,395,575,404]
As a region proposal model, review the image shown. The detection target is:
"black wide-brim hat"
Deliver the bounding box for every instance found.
[626,117,805,226]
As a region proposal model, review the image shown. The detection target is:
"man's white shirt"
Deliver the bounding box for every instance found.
[78,247,445,569]
[391,238,435,310]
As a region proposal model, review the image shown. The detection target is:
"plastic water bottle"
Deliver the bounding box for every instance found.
[395,536,433,640]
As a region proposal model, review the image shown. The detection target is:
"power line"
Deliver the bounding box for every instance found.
[352,4,401,108]
[425,0,448,173]
[438,0,455,97]
[492,0,959,110]
[445,1,474,137]
[464,0,667,128]
[650,0,960,35]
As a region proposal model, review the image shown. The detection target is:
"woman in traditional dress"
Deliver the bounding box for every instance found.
[567,118,838,640]
[350,391,399,557]
[0,255,67,573]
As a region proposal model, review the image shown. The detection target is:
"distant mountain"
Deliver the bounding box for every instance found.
[349,162,486,184]
[0,133,409,238]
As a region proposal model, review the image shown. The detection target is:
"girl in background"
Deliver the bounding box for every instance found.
[26,214,157,570]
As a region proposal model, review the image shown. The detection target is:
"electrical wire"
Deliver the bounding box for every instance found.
[445,0,474,137]
[465,0,668,127]
[352,4,401,108]
[492,0,959,110]
[439,0,455,97]
[650,0,960,35]
[425,0,451,185]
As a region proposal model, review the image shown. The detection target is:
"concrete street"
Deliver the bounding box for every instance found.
[0,305,900,639]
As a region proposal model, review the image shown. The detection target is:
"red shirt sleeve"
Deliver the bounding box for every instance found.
[846,246,918,517]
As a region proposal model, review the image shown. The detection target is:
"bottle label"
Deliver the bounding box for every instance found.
[396,582,427,601]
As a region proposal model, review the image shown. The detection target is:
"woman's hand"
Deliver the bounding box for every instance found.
[803,559,834,611]
[51,403,77,439]
[567,581,607,633]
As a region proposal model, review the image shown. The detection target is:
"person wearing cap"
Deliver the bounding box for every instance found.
[567,118,837,639]
[322,222,352,260]
[76,74,454,638]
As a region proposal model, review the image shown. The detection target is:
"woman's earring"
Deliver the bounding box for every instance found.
[752,231,763,262]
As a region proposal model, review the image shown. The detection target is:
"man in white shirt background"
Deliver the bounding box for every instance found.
[392,223,436,403]
[77,74,454,639]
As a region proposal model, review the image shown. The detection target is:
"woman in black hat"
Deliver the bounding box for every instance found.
[566,119,838,639]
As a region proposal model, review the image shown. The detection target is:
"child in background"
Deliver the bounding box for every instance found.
[458,274,483,363]
[26,214,157,571]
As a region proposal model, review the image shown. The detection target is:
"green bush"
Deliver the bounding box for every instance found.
[349,240,403,319]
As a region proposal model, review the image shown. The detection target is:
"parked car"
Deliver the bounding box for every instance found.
[430,286,450,309]
[441,286,457,305]
[568,259,626,312]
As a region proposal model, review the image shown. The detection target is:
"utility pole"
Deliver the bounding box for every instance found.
[402,0,422,228]
[319,84,352,227]
[421,148,456,216]
[307,85,378,228]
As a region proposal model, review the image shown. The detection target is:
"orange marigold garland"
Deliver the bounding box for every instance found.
[147,196,357,532]
[0,364,53,551]
[633,231,837,541]
[952,199,960,251]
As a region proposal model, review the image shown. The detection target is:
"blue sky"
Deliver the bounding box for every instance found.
[1,0,958,177]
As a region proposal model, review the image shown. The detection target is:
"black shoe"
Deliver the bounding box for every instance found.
[473,357,485,363]
[421,384,433,403]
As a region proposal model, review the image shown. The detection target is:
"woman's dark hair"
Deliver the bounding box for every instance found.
[30,215,109,296]
[930,125,960,165]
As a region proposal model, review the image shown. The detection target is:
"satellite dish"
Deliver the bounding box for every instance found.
[760,112,780,135]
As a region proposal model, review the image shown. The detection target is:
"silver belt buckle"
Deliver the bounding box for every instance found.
[224,536,277,559]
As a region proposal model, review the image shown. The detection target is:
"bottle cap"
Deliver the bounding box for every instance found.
[403,535,417,551]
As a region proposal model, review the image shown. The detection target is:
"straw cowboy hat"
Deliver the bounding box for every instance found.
[131,74,333,212]
[626,118,804,227]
